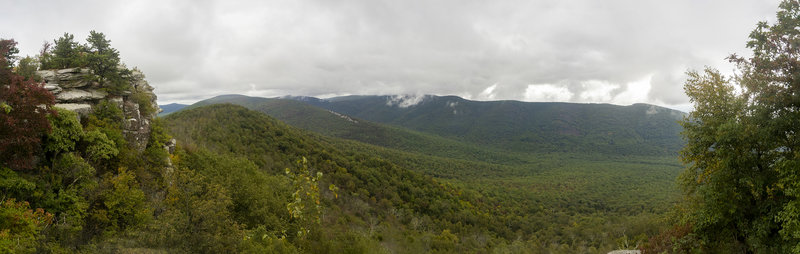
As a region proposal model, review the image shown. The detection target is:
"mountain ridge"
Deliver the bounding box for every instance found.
[185,94,524,165]
[157,103,188,116]
[189,94,686,156]
[294,94,686,156]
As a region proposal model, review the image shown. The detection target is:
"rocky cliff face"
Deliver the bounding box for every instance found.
[37,68,160,151]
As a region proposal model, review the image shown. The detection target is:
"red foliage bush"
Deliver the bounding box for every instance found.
[0,39,55,170]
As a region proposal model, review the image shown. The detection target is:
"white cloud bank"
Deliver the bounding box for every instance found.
[0,0,780,111]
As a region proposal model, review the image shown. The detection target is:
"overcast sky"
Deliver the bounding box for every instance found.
[1,0,781,111]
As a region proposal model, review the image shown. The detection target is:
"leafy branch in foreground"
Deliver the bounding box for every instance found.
[285,157,334,238]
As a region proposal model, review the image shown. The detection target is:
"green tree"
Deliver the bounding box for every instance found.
[0,39,19,69]
[44,108,84,157]
[15,56,40,81]
[0,199,53,253]
[88,168,150,237]
[38,153,97,247]
[678,0,800,252]
[82,130,119,163]
[42,33,84,69]
[85,31,120,79]
[148,167,244,253]
[86,100,127,152]
[84,31,132,95]
[0,167,35,201]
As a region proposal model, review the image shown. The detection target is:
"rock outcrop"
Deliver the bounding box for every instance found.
[607,250,641,254]
[37,68,160,151]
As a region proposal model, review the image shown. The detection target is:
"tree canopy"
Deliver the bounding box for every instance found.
[85,31,122,82]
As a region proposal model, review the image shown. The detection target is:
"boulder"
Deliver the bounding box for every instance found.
[58,79,91,88]
[54,103,93,117]
[121,99,151,151]
[55,68,90,80]
[36,70,56,81]
[110,97,124,107]
[37,69,92,88]
[56,89,107,102]
[164,138,176,154]
[607,250,640,254]
[44,84,62,94]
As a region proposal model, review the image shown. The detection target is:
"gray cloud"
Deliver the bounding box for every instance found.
[0,0,780,110]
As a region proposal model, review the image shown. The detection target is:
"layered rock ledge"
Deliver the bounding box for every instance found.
[37,68,160,151]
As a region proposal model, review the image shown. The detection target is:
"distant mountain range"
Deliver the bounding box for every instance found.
[185,94,686,156]
[158,103,188,116]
